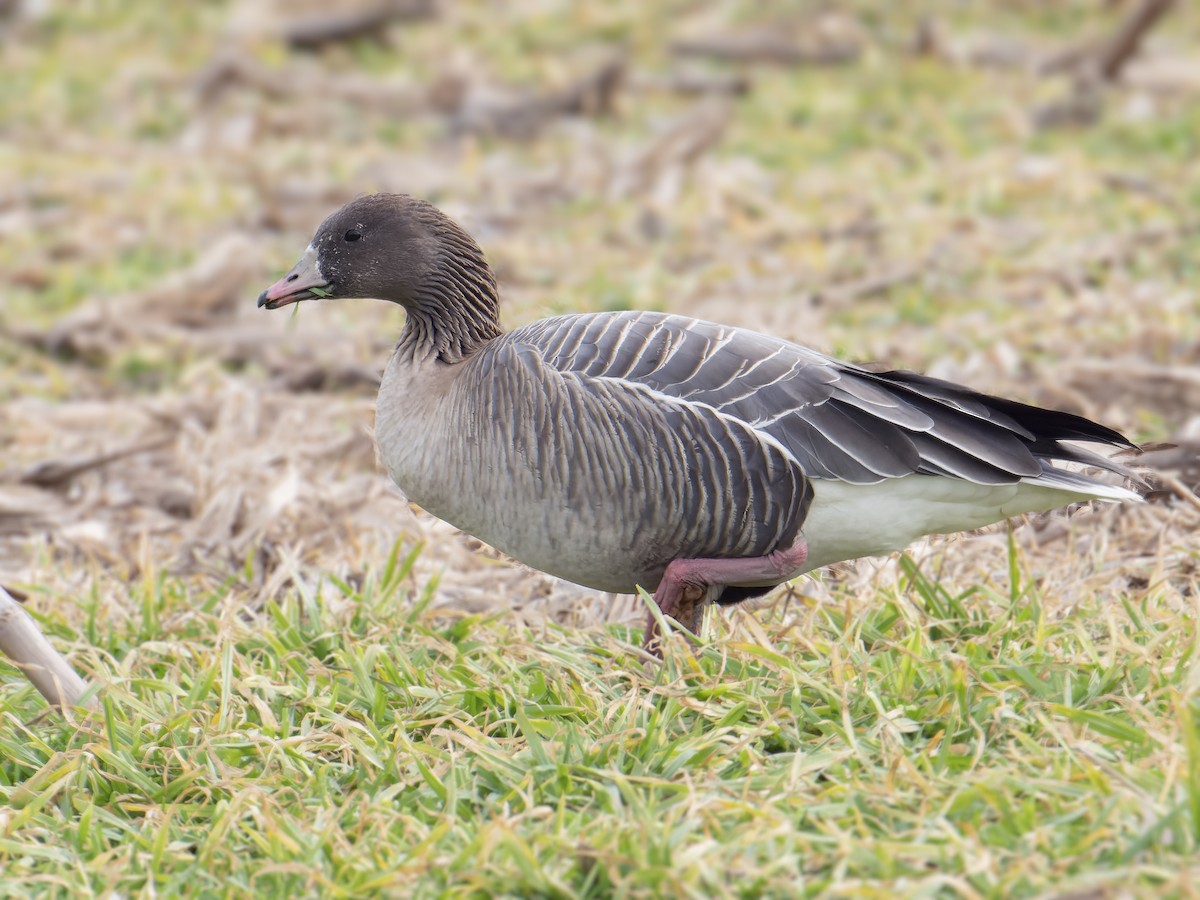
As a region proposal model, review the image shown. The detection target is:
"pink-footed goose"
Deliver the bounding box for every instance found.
[259,194,1142,653]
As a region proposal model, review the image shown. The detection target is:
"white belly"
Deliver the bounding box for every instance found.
[798,474,1118,573]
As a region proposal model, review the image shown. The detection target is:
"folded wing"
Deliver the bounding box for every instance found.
[516,310,1139,489]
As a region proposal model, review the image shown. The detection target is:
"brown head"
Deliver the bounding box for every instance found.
[258,194,502,361]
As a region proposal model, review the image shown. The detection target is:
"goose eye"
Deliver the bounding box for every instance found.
[344,230,362,242]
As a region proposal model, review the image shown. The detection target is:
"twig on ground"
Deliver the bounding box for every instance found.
[0,586,93,713]
[17,437,174,488]
[1033,0,1176,79]
[1035,0,1175,129]
[1153,472,1200,514]
[194,53,443,115]
[450,57,626,138]
[1095,0,1176,82]
[280,0,438,50]
[1138,441,1200,503]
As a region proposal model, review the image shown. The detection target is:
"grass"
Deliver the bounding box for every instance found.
[2,0,1199,895]
[2,545,1197,897]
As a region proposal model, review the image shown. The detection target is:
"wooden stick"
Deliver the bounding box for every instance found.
[1157,472,1200,515]
[0,586,93,712]
[281,0,437,50]
[1097,0,1176,82]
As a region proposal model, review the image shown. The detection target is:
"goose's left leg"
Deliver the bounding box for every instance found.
[643,538,808,654]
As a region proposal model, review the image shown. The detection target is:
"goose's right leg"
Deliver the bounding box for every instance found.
[642,539,809,655]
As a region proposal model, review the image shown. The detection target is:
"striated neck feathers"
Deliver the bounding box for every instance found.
[397,205,503,363]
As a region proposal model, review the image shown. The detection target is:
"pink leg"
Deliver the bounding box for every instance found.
[643,538,809,654]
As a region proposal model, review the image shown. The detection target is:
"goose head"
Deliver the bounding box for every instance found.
[258,194,449,310]
[258,193,502,361]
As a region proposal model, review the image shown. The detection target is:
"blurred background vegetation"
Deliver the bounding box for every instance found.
[1,0,1199,895]
[5,0,1195,599]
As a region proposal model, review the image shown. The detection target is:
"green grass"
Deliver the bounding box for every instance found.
[3,547,1196,897]
[2,0,1198,895]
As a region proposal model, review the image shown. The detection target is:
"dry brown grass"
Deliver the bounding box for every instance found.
[1,0,1199,894]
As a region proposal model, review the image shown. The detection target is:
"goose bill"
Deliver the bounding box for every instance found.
[257,247,330,309]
